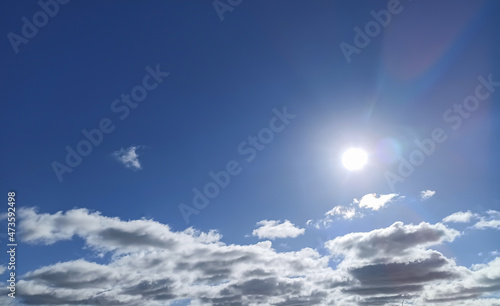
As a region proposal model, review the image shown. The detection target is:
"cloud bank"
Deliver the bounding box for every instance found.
[12,208,500,306]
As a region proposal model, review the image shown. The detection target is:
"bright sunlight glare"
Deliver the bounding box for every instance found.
[342,148,368,171]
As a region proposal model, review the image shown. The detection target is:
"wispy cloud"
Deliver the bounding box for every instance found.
[112,146,143,170]
[325,205,358,220]
[252,219,305,240]
[308,193,403,229]
[442,210,500,230]
[420,190,436,201]
[307,205,362,229]
[474,210,500,229]
[473,218,500,230]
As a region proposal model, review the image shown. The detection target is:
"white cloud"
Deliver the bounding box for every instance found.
[443,210,476,223]
[18,208,344,305]
[18,207,222,254]
[462,210,500,230]
[15,208,500,305]
[252,220,305,240]
[487,210,500,218]
[442,210,500,230]
[307,204,362,229]
[473,219,500,230]
[420,257,500,304]
[0,266,6,275]
[420,189,436,201]
[307,193,403,229]
[356,193,401,211]
[112,146,143,170]
[325,205,357,220]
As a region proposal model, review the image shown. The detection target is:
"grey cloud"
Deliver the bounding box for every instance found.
[325,221,460,261]
[349,252,460,286]
[16,208,500,305]
[358,294,417,306]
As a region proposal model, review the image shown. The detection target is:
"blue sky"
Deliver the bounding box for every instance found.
[1,0,500,305]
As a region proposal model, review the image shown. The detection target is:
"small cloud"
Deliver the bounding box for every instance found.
[442,210,500,230]
[473,218,500,230]
[420,190,436,201]
[442,210,475,223]
[357,193,401,211]
[472,210,500,229]
[307,204,363,229]
[308,193,403,229]
[486,210,500,218]
[112,146,143,170]
[252,220,305,240]
[326,205,358,220]
[0,265,6,275]
[307,218,332,229]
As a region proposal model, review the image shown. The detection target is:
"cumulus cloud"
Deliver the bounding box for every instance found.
[420,190,436,201]
[355,193,402,211]
[112,146,143,170]
[252,220,305,240]
[419,257,500,304]
[18,207,222,254]
[18,208,346,305]
[16,208,500,306]
[324,221,471,305]
[442,210,476,223]
[325,221,460,262]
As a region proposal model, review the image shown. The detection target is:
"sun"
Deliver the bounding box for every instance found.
[342,148,368,171]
